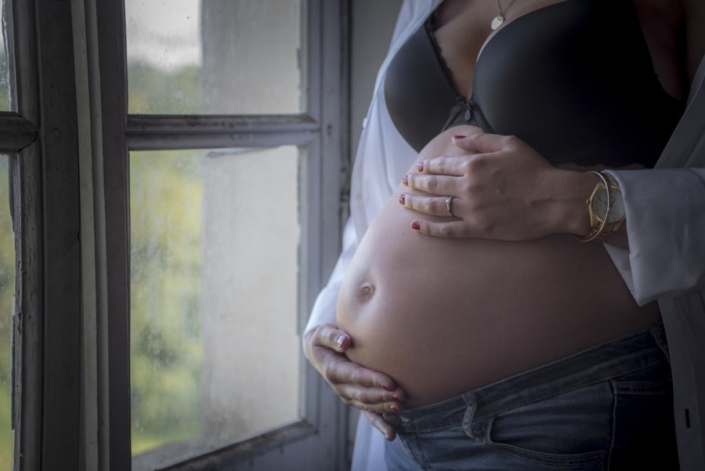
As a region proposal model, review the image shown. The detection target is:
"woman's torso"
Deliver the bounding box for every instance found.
[337,0,684,407]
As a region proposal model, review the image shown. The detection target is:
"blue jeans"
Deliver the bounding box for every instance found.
[383,323,678,470]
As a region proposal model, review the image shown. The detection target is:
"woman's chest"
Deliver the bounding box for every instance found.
[433,0,685,100]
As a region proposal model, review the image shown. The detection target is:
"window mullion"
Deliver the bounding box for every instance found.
[9,0,42,467]
[126,114,319,150]
[30,0,83,468]
[93,0,133,469]
[0,113,36,152]
[299,0,349,469]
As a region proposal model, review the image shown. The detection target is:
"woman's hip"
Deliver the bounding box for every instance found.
[383,322,678,470]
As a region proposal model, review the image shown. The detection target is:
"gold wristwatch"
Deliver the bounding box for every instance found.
[577,171,625,242]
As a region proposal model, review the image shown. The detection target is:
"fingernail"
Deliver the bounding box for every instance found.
[411,221,420,230]
[390,405,399,413]
[381,385,391,391]
[392,395,401,402]
[401,175,409,186]
[335,335,346,349]
[416,161,424,172]
[398,194,405,205]
[453,134,466,140]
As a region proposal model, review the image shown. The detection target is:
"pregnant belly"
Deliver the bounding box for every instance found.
[336,127,660,407]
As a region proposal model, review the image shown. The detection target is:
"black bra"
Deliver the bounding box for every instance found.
[383,0,684,167]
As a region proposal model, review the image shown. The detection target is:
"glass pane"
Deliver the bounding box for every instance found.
[0,2,12,110]
[126,0,304,114]
[130,147,302,469]
[0,156,15,470]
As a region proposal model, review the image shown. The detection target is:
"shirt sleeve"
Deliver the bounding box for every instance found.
[351,413,389,471]
[603,168,705,306]
[302,217,358,358]
[602,56,705,306]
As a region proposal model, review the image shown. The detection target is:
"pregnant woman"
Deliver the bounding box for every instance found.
[305,0,705,469]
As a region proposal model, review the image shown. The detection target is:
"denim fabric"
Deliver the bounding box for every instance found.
[383,323,678,470]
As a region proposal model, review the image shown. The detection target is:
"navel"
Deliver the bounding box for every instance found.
[358,282,376,303]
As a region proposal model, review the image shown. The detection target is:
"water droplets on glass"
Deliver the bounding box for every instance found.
[130,147,301,469]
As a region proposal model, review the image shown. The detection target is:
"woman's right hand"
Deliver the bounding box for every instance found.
[303,323,407,440]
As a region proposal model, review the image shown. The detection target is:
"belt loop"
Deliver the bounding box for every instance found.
[462,393,479,438]
[651,322,671,363]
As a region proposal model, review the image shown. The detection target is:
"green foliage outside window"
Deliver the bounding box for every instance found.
[128,61,205,455]
[0,41,14,470]
[0,57,206,464]
[128,62,201,114]
[0,157,14,471]
[130,148,204,455]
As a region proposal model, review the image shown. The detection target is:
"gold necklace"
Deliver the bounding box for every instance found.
[491,0,507,30]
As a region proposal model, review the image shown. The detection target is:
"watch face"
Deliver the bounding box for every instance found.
[592,188,625,223]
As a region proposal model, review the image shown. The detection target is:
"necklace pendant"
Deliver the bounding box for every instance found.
[491,15,504,30]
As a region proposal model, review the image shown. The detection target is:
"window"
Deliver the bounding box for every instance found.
[5,0,350,469]
[129,146,304,468]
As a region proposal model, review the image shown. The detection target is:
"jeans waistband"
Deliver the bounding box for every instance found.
[383,322,669,433]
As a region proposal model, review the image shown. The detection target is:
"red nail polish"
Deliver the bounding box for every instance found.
[416,161,424,172]
[398,194,405,205]
[453,135,466,140]
[382,385,391,391]
[391,406,399,413]
[411,221,421,230]
[392,395,401,402]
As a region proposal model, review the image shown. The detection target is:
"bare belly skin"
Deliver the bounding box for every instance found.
[336,126,661,407]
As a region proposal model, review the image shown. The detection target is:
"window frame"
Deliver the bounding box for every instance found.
[3,0,351,469]
[5,0,83,469]
[92,0,352,469]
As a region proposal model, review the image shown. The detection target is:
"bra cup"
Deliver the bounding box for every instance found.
[385,0,684,165]
[472,0,681,166]
[384,22,459,153]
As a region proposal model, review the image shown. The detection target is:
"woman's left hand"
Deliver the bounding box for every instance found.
[400,133,592,240]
